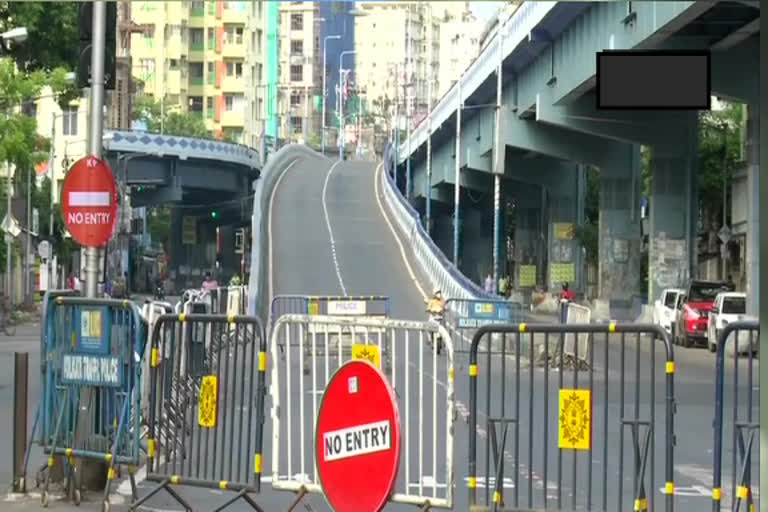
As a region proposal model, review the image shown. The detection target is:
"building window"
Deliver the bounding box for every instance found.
[290,13,303,31]
[226,61,243,78]
[290,65,303,82]
[169,59,179,70]
[62,107,78,136]
[290,93,301,107]
[190,28,204,48]
[225,26,244,45]
[291,117,303,134]
[290,40,303,55]
[224,94,245,112]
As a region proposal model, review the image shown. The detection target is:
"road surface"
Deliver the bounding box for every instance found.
[4,153,758,512]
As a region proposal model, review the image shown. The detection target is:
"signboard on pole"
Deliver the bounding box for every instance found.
[61,156,118,247]
[315,360,400,512]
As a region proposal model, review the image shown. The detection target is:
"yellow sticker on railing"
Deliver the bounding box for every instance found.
[352,344,381,369]
[198,375,218,428]
[308,300,319,315]
[558,389,591,450]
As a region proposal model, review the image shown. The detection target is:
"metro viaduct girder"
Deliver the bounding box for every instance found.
[104,150,258,209]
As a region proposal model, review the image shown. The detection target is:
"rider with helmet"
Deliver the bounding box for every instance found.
[427,290,445,316]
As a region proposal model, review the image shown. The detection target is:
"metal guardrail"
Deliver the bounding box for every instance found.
[39,297,147,509]
[270,294,391,335]
[378,163,495,305]
[132,313,268,511]
[467,322,674,512]
[711,321,759,512]
[269,313,455,509]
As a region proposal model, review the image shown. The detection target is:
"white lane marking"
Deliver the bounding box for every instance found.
[372,163,428,301]
[269,159,301,305]
[321,160,347,295]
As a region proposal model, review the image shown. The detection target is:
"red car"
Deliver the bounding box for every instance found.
[674,279,735,348]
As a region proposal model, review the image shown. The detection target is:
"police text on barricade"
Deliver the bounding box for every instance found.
[323,420,391,462]
[61,354,123,387]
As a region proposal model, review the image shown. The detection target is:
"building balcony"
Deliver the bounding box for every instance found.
[191,6,204,17]
[189,75,204,88]
[220,109,245,127]
[166,70,183,95]
[222,8,247,25]
[222,43,246,59]
[221,75,244,92]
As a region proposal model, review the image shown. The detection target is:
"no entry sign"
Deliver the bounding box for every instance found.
[61,156,118,247]
[315,360,401,512]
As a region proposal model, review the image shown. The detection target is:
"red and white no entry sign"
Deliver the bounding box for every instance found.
[61,156,118,248]
[315,360,401,512]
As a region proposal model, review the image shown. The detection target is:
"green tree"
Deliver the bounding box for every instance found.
[0,2,79,72]
[697,101,744,229]
[132,95,211,139]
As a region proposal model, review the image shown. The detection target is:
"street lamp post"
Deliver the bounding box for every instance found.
[1,26,29,306]
[322,35,341,156]
[338,50,356,160]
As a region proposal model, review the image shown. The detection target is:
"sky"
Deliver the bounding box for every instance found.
[471,2,504,21]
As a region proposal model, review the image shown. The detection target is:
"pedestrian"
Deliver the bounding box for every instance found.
[484,274,494,294]
[499,275,509,297]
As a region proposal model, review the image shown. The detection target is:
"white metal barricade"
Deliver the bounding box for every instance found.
[565,302,592,361]
[269,313,456,509]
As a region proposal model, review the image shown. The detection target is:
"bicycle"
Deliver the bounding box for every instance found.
[0,294,17,336]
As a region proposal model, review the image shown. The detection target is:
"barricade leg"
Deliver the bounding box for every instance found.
[42,391,69,507]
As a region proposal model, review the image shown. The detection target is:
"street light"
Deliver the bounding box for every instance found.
[1,27,28,46]
[338,50,356,160]
[322,35,341,156]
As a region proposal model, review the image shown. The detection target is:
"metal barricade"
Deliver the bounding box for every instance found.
[443,298,524,354]
[467,322,675,512]
[564,303,592,364]
[39,297,146,508]
[131,313,268,512]
[711,321,759,512]
[270,294,391,333]
[269,313,455,509]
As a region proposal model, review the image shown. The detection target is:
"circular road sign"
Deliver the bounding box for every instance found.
[315,360,401,512]
[61,155,118,248]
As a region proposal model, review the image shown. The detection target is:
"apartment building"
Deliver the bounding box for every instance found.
[129,1,266,145]
[273,2,354,145]
[355,2,481,130]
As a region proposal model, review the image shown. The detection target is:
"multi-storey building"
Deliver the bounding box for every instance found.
[274,1,355,145]
[129,1,265,145]
[355,2,481,131]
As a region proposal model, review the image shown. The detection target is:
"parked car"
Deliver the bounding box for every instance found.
[707,292,751,353]
[674,279,735,348]
[653,288,684,338]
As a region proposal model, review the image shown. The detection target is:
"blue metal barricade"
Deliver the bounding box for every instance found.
[711,321,760,512]
[39,297,146,508]
[443,298,524,353]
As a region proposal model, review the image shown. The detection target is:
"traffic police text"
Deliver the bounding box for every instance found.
[61,354,122,387]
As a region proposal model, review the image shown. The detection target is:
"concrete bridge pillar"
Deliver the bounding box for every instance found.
[460,205,490,284]
[598,146,643,304]
[169,208,185,292]
[647,117,699,305]
[513,205,542,289]
[547,165,586,296]
[745,102,759,316]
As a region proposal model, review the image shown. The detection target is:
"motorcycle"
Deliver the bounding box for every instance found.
[154,283,165,301]
[424,300,444,354]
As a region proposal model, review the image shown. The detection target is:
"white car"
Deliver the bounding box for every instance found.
[707,292,751,354]
[653,288,684,338]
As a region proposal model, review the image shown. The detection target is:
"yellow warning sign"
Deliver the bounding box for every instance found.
[308,300,319,315]
[352,344,381,369]
[198,376,218,428]
[558,389,591,450]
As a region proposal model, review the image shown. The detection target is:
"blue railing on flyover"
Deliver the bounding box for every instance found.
[397,1,559,161]
[379,157,496,302]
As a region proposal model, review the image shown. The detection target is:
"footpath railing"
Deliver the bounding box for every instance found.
[711,321,759,512]
[269,313,455,509]
[38,297,147,508]
[131,312,268,511]
[467,322,675,512]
